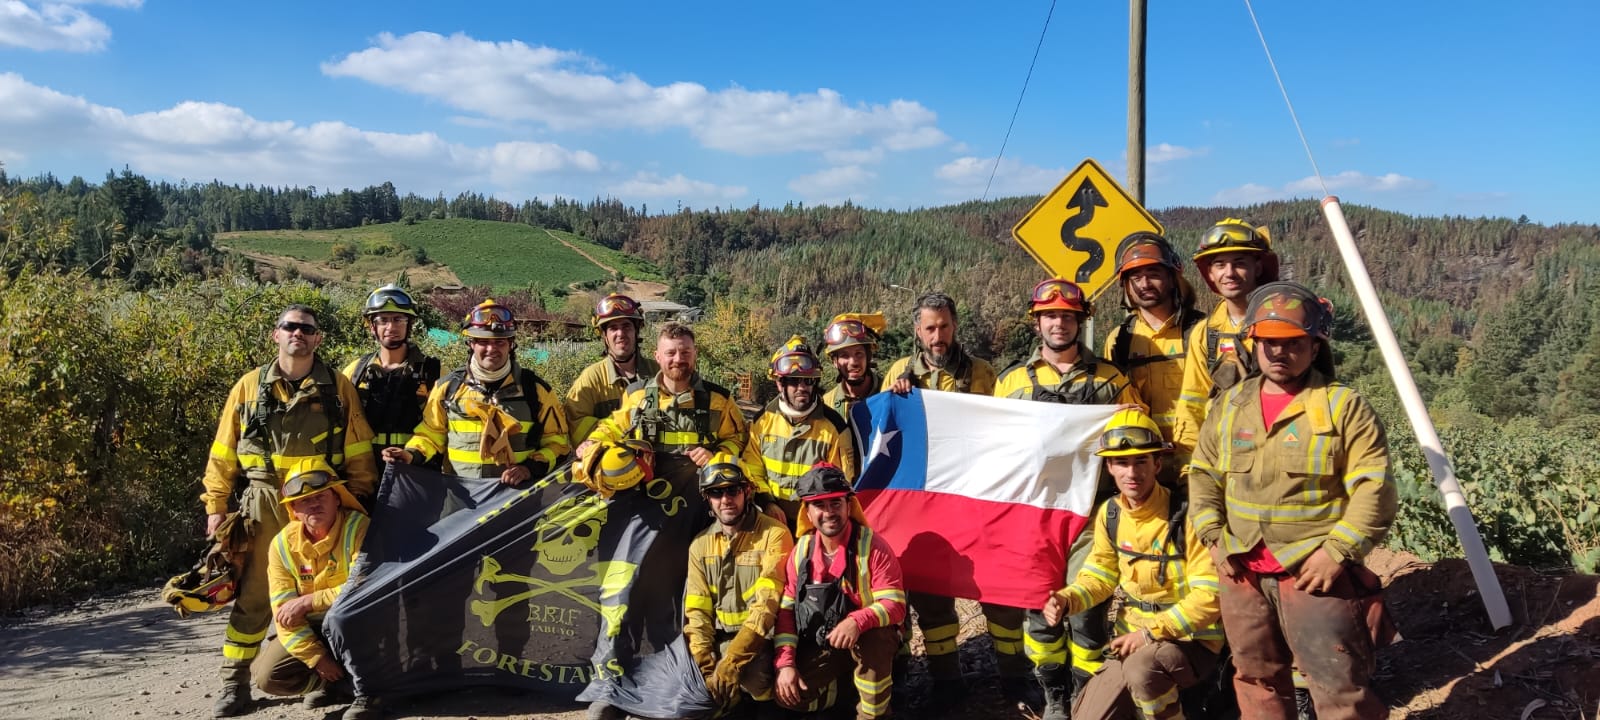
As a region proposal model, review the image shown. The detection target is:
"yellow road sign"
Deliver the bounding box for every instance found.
[1010,158,1164,300]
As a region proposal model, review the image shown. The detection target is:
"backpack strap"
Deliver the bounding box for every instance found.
[1110,315,1137,368]
[1106,496,1189,587]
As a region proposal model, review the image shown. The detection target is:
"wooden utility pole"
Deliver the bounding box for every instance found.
[1128,0,1147,203]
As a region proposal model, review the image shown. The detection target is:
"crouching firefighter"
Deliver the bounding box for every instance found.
[774,465,907,719]
[252,460,378,720]
[685,455,796,716]
[1040,410,1224,720]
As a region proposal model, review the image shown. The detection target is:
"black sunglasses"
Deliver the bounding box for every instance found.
[779,377,817,387]
[702,485,744,499]
[278,321,320,336]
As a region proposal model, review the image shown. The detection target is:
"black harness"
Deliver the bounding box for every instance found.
[794,524,861,649]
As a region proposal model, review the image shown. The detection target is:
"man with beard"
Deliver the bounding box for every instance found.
[1190,282,1396,720]
[566,293,658,445]
[820,314,885,421]
[683,454,795,717]
[385,300,569,484]
[1102,234,1203,483]
[1039,409,1223,720]
[883,292,1024,712]
[1171,218,1280,459]
[774,465,906,719]
[994,278,1143,720]
[342,284,441,453]
[200,305,377,717]
[743,338,858,526]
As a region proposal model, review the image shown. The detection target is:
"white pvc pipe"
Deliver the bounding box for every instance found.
[1319,196,1512,629]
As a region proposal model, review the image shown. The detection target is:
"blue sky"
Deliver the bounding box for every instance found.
[1,1,1594,222]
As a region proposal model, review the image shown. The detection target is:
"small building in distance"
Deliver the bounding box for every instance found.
[640,300,701,323]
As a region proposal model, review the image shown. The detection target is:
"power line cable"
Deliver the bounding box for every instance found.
[1241,0,1329,196]
[983,0,1058,202]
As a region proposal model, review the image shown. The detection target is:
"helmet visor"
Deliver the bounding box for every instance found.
[773,351,823,378]
[282,470,336,500]
[1196,223,1267,256]
[466,304,515,334]
[596,295,642,320]
[824,319,874,348]
[1097,425,1164,454]
[1030,279,1088,314]
[699,462,746,490]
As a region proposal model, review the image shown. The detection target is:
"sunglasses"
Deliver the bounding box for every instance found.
[282,470,335,498]
[702,485,745,499]
[277,321,320,336]
[596,295,641,317]
[824,320,873,346]
[1031,280,1086,305]
[773,353,821,377]
[1099,425,1164,452]
[779,377,818,387]
[1197,223,1266,252]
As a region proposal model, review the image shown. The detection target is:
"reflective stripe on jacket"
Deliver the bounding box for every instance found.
[774,519,907,669]
[993,345,1145,407]
[406,367,571,478]
[1057,485,1223,652]
[741,402,857,502]
[1172,305,1251,455]
[201,361,377,515]
[341,344,439,450]
[1188,371,1397,571]
[684,512,794,666]
[587,373,746,457]
[564,355,658,445]
[1103,317,1186,440]
[266,509,369,667]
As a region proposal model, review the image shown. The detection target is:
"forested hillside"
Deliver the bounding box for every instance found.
[3,166,1598,614]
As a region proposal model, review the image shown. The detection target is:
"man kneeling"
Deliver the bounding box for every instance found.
[685,454,796,716]
[774,465,907,719]
[251,460,376,720]
[1041,410,1224,720]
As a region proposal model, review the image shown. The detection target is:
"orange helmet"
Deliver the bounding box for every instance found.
[1193,218,1281,293]
[1029,279,1090,316]
[593,293,644,330]
[1243,282,1334,340]
[1114,232,1182,276]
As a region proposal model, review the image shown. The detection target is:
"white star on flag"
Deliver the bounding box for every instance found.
[867,426,898,462]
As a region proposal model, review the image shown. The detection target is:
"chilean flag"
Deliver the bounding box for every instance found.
[850,389,1116,609]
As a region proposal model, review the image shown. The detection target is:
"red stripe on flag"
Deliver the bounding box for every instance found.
[857,488,1089,609]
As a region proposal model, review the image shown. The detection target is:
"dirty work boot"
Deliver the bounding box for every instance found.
[1295,687,1317,720]
[1033,663,1070,720]
[586,701,627,720]
[342,695,382,720]
[213,668,252,718]
[303,679,353,709]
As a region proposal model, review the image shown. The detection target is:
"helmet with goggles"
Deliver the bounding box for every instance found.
[462,299,516,339]
[1029,278,1091,317]
[1095,408,1171,457]
[593,293,644,330]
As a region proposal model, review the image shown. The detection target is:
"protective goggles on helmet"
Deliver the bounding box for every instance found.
[281,470,336,500]
[364,285,418,317]
[823,319,876,352]
[1097,425,1166,454]
[1029,279,1090,315]
[465,303,515,333]
[594,294,643,326]
[771,351,823,379]
[1194,220,1270,260]
[1244,282,1333,340]
[699,461,747,492]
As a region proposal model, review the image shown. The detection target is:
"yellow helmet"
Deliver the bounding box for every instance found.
[462,299,516,339]
[279,458,362,512]
[1095,408,1170,457]
[823,312,885,356]
[161,551,237,618]
[595,440,654,494]
[698,452,748,493]
[769,336,824,380]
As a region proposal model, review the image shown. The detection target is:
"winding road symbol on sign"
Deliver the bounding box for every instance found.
[1059,177,1108,283]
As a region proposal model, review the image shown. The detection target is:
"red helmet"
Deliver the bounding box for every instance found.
[593,293,644,330]
[1243,282,1334,340]
[1029,279,1090,316]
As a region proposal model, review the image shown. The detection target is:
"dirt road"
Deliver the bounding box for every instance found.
[3,550,1596,720]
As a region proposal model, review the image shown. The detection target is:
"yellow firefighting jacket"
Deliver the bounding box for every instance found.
[684,511,795,668]
[1055,485,1224,652]
[587,373,746,458]
[741,401,858,504]
[341,343,440,450]
[201,360,377,515]
[1103,315,1188,441]
[1188,371,1398,571]
[406,365,571,478]
[881,350,996,395]
[564,355,659,445]
[993,345,1145,407]
[1172,305,1253,456]
[267,509,369,667]
[822,370,880,422]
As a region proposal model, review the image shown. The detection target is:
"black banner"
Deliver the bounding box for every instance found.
[323,461,715,719]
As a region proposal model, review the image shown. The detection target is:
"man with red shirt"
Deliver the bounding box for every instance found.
[774,465,907,719]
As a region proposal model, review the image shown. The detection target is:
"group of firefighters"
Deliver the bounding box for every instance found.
[193,216,1397,720]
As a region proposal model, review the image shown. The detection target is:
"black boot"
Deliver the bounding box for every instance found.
[586,701,627,720]
[1000,673,1044,715]
[1034,663,1070,720]
[212,666,252,718]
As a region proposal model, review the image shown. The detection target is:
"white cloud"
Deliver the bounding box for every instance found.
[1213,171,1433,205]
[1147,143,1206,164]
[788,165,875,198]
[0,72,602,192]
[609,172,746,202]
[935,156,1066,198]
[321,31,949,157]
[822,147,886,166]
[0,0,135,52]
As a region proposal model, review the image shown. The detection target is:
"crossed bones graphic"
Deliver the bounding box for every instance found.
[470,556,603,626]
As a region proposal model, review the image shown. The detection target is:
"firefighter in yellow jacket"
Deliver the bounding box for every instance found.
[201,304,376,718]
[251,459,376,720]
[995,278,1145,718]
[565,293,658,445]
[882,292,997,395]
[820,313,885,421]
[1040,410,1223,720]
[385,300,570,484]
[1189,282,1396,720]
[1101,233,1204,482]
[685,455,795,714]
[1171,219,1280,457]
[744,338,858,525]
[577,322,747,498]
[342,284,441,452]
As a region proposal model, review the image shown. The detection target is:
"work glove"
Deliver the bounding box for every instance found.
[692,645,718,678]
